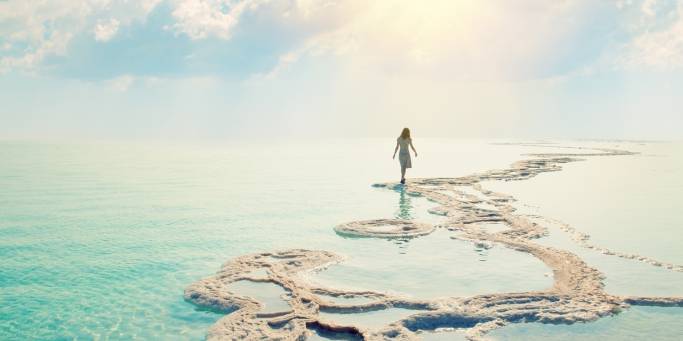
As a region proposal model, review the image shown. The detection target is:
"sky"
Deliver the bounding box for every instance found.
[1,0,682,140]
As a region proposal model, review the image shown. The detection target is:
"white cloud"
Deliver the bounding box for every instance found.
[2,0,683,78]
[142,0,165,14]
[1,31,74,73]
[169,0,267,40]
[94,18,120,42]
[619,1,683,69]
[0,0,162,73]
[0,0,89,72]
[258,0,613,81]
[625,20,683,69]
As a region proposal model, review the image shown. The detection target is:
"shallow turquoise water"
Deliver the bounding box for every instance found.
[309,228,551,299]
[0,139,536,339]
[225,281,290,315]
[1,139,681,340]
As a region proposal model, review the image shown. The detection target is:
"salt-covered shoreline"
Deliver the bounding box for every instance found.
[185,144,683,340]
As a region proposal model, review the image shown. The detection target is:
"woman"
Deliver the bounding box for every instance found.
[392,128,418,184]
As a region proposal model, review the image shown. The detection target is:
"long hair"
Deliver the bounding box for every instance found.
[400,128,411,139]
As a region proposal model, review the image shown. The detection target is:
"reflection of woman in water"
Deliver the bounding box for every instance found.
[394,187,413,253]
[396,187,413,220]
[392,127,418,184]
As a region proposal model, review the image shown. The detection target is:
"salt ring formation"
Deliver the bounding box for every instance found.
[185,144,683,340]
[334,219,434,238]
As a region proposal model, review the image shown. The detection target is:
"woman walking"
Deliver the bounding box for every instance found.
[392,128,418,184]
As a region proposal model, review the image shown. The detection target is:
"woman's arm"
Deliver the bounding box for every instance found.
[393,140,399,159]
[410,139,417,157]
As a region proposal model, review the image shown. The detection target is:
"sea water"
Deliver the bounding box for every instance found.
[1,139,681,340]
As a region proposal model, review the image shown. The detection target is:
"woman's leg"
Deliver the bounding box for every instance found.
[401,165,406,180]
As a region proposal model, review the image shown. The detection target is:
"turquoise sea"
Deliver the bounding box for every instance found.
[1,139,681,340]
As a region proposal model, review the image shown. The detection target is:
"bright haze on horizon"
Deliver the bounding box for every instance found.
[1,0,682,141]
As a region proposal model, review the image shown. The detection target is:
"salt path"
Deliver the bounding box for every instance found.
[185,144,683,340]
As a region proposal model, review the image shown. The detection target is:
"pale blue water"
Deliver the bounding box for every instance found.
[490,306,683,340]
[225,281,290,315]
[1,139,681,340]
[309,228,551,299]
[319,308,421,331]
[482,142,683,297]
[482,141,683,339]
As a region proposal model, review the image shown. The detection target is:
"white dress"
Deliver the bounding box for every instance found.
[398,137,412,168]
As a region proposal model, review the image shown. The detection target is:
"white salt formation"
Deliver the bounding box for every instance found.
[186,144,683,340]
[335,219,434,238]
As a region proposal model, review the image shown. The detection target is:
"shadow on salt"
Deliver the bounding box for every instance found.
[488,306,683,341]
[473,201,500,212]
[309,229,552,299]
[306,323,362,340]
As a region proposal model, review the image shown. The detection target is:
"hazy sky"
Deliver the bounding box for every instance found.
[1,0,682,140]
